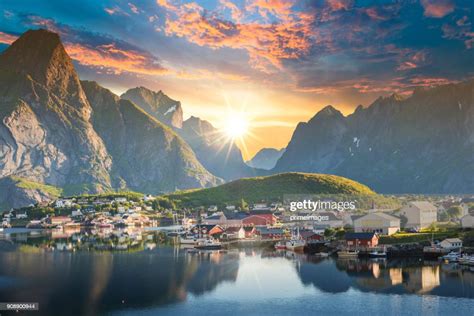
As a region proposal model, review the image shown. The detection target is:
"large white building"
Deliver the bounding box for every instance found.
[399,201,437,229]
[461,214,474,228]
[354,212,400,235]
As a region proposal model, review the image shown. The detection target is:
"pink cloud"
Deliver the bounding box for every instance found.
[0,31,17,45]
[326,0,353,11]
[158,0,314,72]
[421,0,454,18]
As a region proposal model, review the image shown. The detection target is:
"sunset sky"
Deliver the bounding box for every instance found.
[1,0,473,159]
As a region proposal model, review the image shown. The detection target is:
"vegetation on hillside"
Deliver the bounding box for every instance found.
[10,176,63,197]
[164,172,377,208]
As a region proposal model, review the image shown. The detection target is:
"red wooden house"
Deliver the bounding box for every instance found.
[344,232,379,248]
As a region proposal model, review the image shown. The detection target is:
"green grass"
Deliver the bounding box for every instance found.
[379,227,474,245]
[164,172,376,208]
[10,176,63,197]
[66,191,144,201]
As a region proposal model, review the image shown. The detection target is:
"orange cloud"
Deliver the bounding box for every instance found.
[219,0,243,22]
[326,0,353,11]
[0,31,17,45]
[65,42,168,75]
[421,0,454,18]
[158,0,313,72]
[245,0,293,19]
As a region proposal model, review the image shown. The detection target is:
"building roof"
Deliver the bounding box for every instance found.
[226,212,249,220]
[250,210,274,215]
[345,232,377,240]
[225,226,243,233]
[300,230,321,238]
[256,227,284,234]
[205,214,224,220]
[409,201,437,211]
[194,224,223,231]
[442,238,462,243]
[355,212,400,222]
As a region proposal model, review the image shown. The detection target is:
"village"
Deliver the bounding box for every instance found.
[1,193,474,264]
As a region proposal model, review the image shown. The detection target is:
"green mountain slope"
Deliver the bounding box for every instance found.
[165,172,375,207]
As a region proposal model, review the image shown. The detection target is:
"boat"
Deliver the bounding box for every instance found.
[459,254,474,266]
[337,250,359,258]
[441,252,461,263]
[274,241,286,250]
[315,252,329,257]
[179,235,207,245]
[194,239,222,250]
[286,239,305,251]
[369,248,387,258]
[286,227,305,252]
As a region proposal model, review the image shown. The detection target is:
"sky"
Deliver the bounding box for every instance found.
[0,0,473,160]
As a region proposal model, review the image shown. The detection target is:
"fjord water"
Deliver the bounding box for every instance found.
[0,248,473,316]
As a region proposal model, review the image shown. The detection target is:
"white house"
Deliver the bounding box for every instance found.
[399,201,437,229]
[15,211,28,219]
[208,205,218,212]
[55,199,73,208]
[71,210,83,217]
[115,197,127,203]
[143,195,155,202]
[461,214,474,228]
[440,238,463,250]
[354,212,400,235]
[224,226,245,239]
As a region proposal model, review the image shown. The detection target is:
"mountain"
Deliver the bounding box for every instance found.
[82,80,221,193]
[179,116,258,180]
[246,147,285,170]
[121,87,183,128]
[274,81,474,193]
[0,29,112,195]
[0,176,62,209]
[165,172,375,208]
[0,29,221,208]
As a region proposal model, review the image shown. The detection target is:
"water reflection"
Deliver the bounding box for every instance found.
[0,245,473,315]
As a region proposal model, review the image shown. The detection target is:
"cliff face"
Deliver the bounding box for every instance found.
[82,81,221,193]
[0,29,222,208]
[0,29,112,194]
[121,87,183,129]
[274,81,474,193]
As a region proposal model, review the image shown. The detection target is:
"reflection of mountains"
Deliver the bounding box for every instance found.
[297,257,474,298]
[0,248,239,316]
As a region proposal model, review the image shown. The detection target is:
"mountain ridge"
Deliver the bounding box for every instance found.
[274,79,474,193]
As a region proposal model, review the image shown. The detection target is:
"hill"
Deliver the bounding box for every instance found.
[165,172,375,208]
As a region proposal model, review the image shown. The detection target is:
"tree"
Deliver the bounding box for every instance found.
[447,206,462,219]
[240,198,248,211]
[324,228,335,238]
[438,211,449,222]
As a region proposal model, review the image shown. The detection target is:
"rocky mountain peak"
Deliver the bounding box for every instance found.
[309,105,344,123]
[121,86,183,128]
[0,29,90,110]
[0,29,86,106]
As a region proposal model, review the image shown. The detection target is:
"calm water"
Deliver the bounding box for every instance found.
[0,244,474,316]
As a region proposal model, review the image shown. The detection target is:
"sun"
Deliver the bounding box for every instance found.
[223,113,249,139]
